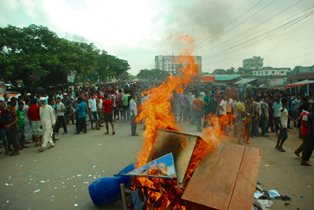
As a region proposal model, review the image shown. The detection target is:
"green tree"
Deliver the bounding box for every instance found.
[0,24,130,87]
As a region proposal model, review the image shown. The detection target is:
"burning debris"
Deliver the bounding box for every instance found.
[122,36,261,210]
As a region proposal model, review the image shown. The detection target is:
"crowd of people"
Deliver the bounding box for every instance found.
[171,88,314,166]
[0,82,313,166]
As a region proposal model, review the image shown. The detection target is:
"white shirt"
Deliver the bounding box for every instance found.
[56,102,65,117]
[88,98,97,112]
[129,98,138,116]
[280,107,288,128]
[40,104,56,127]
[219,99,227,115]
[226,98,233,113]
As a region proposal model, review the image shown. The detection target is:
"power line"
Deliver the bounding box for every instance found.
[201,8,314,59]
[195,0,265,50]
[197,0,306,55]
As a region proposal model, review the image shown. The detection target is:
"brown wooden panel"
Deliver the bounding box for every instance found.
[183,143,245,210]
[228,147,261,210]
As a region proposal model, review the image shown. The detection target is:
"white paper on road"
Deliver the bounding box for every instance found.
[268,189,281,198]
[254,191,264,199]
[33,189,41,193]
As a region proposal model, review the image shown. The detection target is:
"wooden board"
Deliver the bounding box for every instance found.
[228,147,261,210]
[182,143,245,210]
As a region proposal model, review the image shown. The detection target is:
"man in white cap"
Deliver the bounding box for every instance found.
[39,97,56,152]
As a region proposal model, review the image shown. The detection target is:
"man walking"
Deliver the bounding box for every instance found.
[129,93,138,136]
[193,93,204,132]
[102,93,115,135]
[39,97,56,152]
[55,97,68,134]
[76,97,87,134]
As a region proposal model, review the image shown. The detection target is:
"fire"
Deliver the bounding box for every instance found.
[136,35,199,167]
[132,35,229,210]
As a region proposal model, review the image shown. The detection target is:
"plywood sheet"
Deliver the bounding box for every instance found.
[183,143,245,210]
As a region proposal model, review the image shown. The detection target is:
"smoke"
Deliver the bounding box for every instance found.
[156,0,235,53]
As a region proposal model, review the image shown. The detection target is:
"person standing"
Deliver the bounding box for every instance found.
[301,103,314,166]
[260,97,269,137]
[23,98,32,143]
[0,100,10,155]
[55,97,68,134]
[275,99,292,152]
[129,93,138,136]
[294,103,310,158]
[88,94,100,130]
[28,98,42,147]
[39,97,56,152]
[6,102,20,156]
[16,101,28,148]
[102,93,115,135]
[122,91,130,122]
[192,93,204,132]
[272,97,282,136]
[218,95,227,132]
[76,97,87,134]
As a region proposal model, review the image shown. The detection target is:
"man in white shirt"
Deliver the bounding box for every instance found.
[129,93,138,136]
[39,97,56,152]
[55,97,68,134]
[219,96,227,132]
[88,94,100,130]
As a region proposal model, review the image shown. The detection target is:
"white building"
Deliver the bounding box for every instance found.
[243,56,263,70]
[155,55,202,74]
[252,67,290,77]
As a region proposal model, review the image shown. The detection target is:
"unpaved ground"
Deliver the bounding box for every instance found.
[0,121,313,210]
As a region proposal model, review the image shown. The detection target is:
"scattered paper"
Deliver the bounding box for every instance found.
[74,203,79,207]
[254,191,264,199]
[61,182,65,185]
[88,174,92,177]
[8,176,12,180]
[83,182,89,184]
[51,195,55,198]
[264,164,271,167]
[77,174,82,177]
[20,165,23,167]
[33,159,37,162]
[6,200,10,203]
[306,185,312,189]
[268,189,281,198]
[98,144,102,146]
[5,183,13,187]
[73,185,76,188]
[93,165,96,168]
[40,180,46,183]
[54,187,57,190]
[33,189,41,193]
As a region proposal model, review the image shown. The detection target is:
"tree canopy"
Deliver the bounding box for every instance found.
[0,24,130,87]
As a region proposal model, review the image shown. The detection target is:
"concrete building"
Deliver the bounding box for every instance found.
[243,56,263,70]
[155,55,202,74]
[252,67,290,77]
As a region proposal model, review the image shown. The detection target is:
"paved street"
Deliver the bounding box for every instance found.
[0,121,313,210]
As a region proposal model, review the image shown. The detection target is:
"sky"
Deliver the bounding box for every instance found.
[0,0,313,75]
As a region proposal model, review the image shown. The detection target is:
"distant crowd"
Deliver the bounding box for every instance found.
[0,83,313,166]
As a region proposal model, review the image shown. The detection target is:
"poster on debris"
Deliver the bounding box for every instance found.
[122,153,177,179]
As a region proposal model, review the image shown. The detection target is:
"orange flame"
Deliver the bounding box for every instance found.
[136,35,199,167]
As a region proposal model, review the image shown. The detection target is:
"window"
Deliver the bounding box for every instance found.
[281,71,284,74]
[265,71,268,74]
[272,71,275,74]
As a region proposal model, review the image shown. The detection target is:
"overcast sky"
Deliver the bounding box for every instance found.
[1,0,313,75]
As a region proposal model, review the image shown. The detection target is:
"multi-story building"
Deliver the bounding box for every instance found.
[243,56,263,70]
[252,67,290,77]
[155,55,202,74]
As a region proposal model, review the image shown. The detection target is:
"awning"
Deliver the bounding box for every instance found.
[285,79,314,88]
[200,75,215,83]
[234,78,257,85]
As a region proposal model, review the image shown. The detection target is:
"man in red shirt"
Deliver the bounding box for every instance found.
[28,98,42,146]
[294,103,310,157]
[102,93,115,135]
